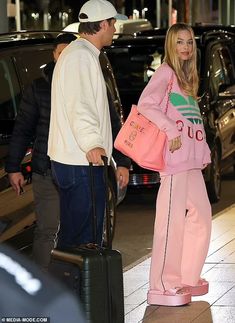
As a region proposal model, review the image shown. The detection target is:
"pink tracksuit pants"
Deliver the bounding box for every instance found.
[149,169,212,292]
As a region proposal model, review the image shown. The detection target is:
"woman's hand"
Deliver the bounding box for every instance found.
[169,136,182,153]
[116,167,129,189]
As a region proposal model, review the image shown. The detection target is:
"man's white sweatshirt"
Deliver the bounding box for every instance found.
[48,38,112,165]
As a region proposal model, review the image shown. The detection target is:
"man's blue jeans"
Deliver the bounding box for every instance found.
[51,161,105,248]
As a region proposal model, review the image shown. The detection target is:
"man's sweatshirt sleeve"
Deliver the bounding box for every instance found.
[5,84,38,173]
[63,53,105,153]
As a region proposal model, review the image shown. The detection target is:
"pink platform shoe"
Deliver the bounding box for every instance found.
[183,279,209,296]
[147,287,191,306]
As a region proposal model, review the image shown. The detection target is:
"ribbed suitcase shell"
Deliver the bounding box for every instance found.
[51,247,124,323]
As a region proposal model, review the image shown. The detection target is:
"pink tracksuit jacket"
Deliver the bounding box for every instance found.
[137,62,211,175]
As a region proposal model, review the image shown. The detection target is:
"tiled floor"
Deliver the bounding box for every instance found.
[123,205,235,323]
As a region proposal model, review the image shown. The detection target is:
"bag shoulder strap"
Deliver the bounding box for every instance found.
[165,73,174,114]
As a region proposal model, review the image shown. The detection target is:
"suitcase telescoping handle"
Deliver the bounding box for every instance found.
[102,155,112,249]
[89,155,112,249]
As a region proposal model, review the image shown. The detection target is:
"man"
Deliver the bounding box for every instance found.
[48,0,130,249]
[5,33,77,270]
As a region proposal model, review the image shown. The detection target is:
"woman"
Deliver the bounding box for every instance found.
[138,23,212,306]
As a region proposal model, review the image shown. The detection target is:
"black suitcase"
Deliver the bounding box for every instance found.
[49,157,124,323]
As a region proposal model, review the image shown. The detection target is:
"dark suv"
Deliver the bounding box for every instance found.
[105,27,235,202]
[0,31,124,248]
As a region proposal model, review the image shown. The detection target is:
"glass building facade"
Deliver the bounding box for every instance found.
[2,0,234,33]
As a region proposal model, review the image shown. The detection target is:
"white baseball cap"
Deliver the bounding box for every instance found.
[78,0,125,23]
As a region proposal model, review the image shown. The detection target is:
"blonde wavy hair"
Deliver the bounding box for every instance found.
[164,23,199,98]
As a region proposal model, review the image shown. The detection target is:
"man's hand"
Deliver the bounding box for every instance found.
[86,147,106,165]
[8,172,26,195]
[169,135,182,153]
[116,167,129,189]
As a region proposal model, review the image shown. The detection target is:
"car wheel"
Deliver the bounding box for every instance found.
[206,147,221,203]
[102,181,116,247]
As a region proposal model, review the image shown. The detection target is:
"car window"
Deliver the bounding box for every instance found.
[106,44,164,114]
[16,47,53,87]
[108,46,163,88]
[210,49,225,97]
[220,47,235,85]
[0,57,21,120]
